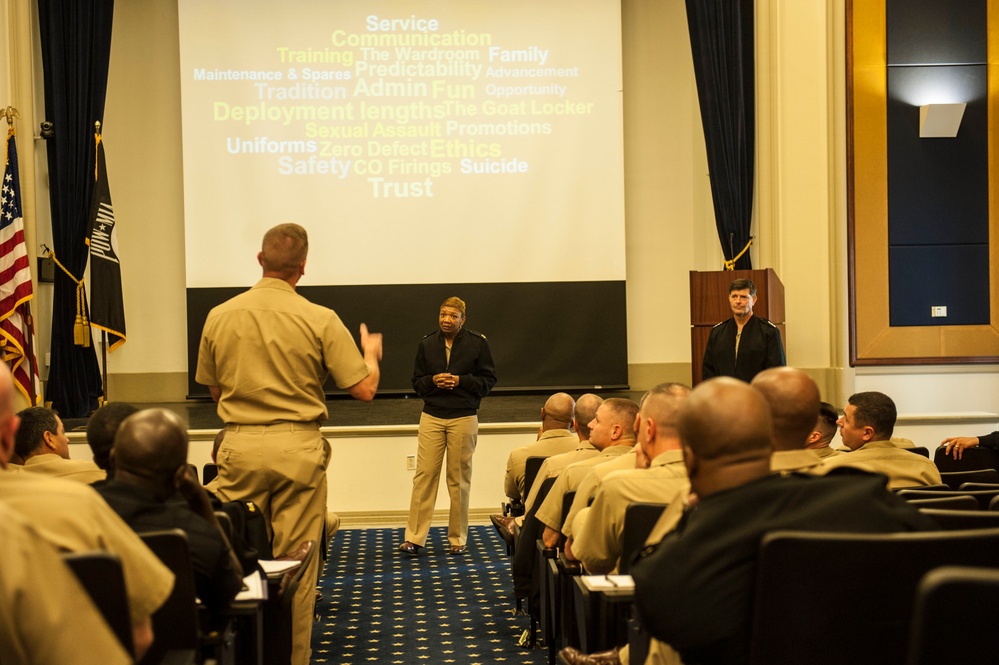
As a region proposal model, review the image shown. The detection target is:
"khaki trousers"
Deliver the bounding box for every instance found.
[216,423,328,665]
[404,413,478,547]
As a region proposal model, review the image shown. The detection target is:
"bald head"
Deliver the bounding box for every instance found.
[751,367,821,451]
[679,378,773,462]
[573,393,604,440]
[542,392,575,430]
[259,223,308,279]
[113,409,190,481]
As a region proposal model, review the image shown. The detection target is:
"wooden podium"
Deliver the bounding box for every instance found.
[689,269,785,385]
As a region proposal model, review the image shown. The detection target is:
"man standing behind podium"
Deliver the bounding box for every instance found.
[196,222,383,665]
[702,278,785,382]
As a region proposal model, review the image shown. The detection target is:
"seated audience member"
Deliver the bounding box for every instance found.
[941,429,999,459]
[503,392,579,502]
[751,367,824,474]
[509,398,640,603]
[97,409,243,617]
[0,501,132,664]
[822,391,943,489]
[16,406,106,484]
[537,397,641,549]
[491,394,607,547]
[569,383,690,573]
[85,401,139,481]
[552,443,641,546]
[0,366,172,660]
[559,378,937,665]
[520,394,605,514]
[807,401,845,458]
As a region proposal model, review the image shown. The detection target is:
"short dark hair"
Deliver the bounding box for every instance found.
[729,278,757,296]
[815,402,839,443]
[86,402,139,470]
[847,392,896,440]
[15,406,59,459]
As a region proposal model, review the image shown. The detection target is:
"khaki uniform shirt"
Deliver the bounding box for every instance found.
[0,471,174,624]
[558,446,640,538]
[820,439,943,489]
[22,453,106,484]
[572,450,689,573]
[503,429,580,500]
[770,449,825,475]
[0,502,132,664]
[196,278,369,424]
[522,442,597,512]
[812,446,845,459]
[534,444,635,532]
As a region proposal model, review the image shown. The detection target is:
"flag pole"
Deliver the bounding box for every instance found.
[101,330,108,405]
[23,303,37,404]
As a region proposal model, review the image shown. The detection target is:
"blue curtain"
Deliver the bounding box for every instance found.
[686,0,755,270]
[37,0,115,416]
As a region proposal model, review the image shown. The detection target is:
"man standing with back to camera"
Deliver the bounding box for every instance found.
[702,277,786,382]
[399,296,496,556]
[196,222,383,665]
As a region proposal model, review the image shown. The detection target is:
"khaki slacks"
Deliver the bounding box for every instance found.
[404,413,478,547]
[216,423,328,665]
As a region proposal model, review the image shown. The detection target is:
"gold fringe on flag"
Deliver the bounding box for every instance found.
[44,248,90,347]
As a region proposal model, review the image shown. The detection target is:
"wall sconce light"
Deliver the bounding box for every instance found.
[919,103,966,138]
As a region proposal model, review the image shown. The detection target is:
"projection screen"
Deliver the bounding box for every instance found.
[178,0,627,395]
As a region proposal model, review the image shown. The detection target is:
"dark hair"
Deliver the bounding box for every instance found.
[729,278,757,296]
[847,392,896,439]
[86,402,139,470]
[815,402,839,442]
[15,406,60,459]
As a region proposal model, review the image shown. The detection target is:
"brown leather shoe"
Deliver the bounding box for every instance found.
[490,514,518,548]
[558,646,622,665]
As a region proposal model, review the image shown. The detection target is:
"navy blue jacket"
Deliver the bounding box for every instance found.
[412,328,497,418]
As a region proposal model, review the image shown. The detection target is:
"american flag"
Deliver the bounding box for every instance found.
[1,128,40,404]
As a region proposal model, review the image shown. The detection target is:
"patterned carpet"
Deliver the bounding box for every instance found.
[312,525,548,665]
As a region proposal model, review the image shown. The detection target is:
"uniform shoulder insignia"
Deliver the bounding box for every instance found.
[761,318,778,328]
[421,330,437,340]
[711,320,726,329]
[466,329,487,340]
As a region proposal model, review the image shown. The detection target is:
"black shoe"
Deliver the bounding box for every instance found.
[449,545,467,555]
[398,541,422,556]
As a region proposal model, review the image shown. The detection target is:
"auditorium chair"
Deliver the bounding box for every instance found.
[617,502,668,575]
[570,502,666,656]
[933,445,999,473]
[501,455,548,520]
[938,468,999,490]
[62,551,135,657]
[958,482,999,492]
[918,508,999,530]
[748,528,999,665]
[138,529,202,665]
[514,475,557,647]
[897,488,999,510]
[540,490,575,664]
[906,566,999,665]
[902,495,979,511]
